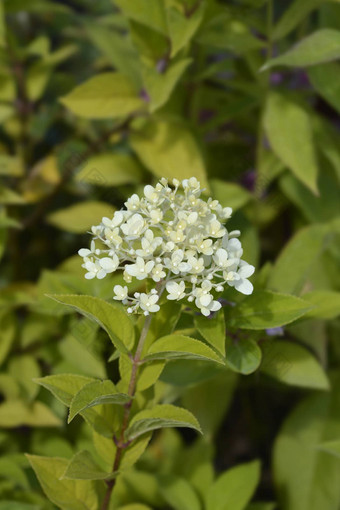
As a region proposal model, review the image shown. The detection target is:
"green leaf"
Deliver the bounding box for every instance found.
[167,2,205,57]
[263,93,318,194]
[308,62,340,113]
[206,460,261,510]
[119,353,165,392]
[0,186,26,205]
[34,374,96,406]
[280,170,340,223]
[26,455,99,510]
[0,155,24,176]
[48,295,135,353]
[273,377,340,510]
[144,335,224,364]
[303,290,340,319]
[62,450,114,480]
[26,62,52,101]
[120,433,152,470]
[8,354,41,402]
[0,0,5,46]
[268,223,333,294]
[114,0,168,34]
[86,25,140,85]
[35,373,116,437]
[261,340,329,390]
[194,309,226,356]
[144,301,182,352]
[225,337,262,375]
[68,380,130,423]
[182,371,238,437]
[262,29,340,70]
[142,58,192,112]
[226,290,312,329]
[60,73,145,119]
[317,440,340,459]
[131,119,208,188]
[198,17,265,53]
[159,474,201,510]
[272,0,330,40]
[75,153,143,187]
[47,201,116,233]
[118,505,152,510]
[0,311,16,367]
[126,404,201,441]
[209,180,252,212]
[0,400,61,428]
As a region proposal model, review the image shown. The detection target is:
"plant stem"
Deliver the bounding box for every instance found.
[100,313,153,510]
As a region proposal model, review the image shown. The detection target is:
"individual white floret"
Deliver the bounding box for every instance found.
[136,229,162,257]
[125,193,141,211]
[113,285,128,301]
[102,211,125,228]
[121,213,146,238]
[99,255,119,274]
[139,292,160,313]
[83,259,106,280]
[226,261,255,295]
[166,281,186,301]
[151,264,166,282]
[164,249,191,274]
[125,257,155,280]
[187,256,204,274]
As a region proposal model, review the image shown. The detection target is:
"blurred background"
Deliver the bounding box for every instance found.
[0,0,340,509]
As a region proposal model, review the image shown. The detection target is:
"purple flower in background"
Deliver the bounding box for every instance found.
[266,327,284,337]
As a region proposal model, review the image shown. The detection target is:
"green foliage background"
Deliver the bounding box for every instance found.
[1,0,340,509]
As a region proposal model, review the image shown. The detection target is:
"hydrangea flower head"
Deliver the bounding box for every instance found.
[79,177,255,316]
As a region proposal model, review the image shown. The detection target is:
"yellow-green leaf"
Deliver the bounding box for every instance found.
[262,29,340,70]
[126,404,202,441]
[26,455,99,510]
[261,340,330,390]
[75,152,143,187]
[47,201,115,233]
[60,73,145,119]
[264,93,318,194]
[131,119,208,187]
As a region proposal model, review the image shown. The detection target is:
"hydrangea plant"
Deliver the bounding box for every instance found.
[79,177,255,316]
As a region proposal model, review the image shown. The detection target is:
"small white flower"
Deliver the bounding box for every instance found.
[125,194,140,211]
[164,250,191,274]
[139,292,160,313]
[102,211,124,228]
[187,256,204,274]
[207,219,225,238]
[136,229,162,257]
[196,238,213,255]
[195,295,222,316]
[113,285,128,301]
[104,227,122,247]
[169,229,186,243]
[83,260,106,280]
[144,184,163,204]
[214,248,229,268]
[125,257,155,280]
[121,213,146,238]
[151,264,166,282]
[227,261,255,295]
[166,281,186,300]
[149,208,163,223]
[99,255,119,274]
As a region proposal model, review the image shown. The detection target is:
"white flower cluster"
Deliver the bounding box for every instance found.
[79,177,255,316]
